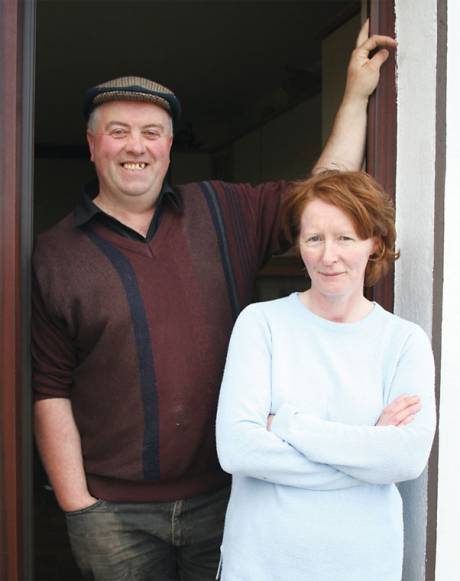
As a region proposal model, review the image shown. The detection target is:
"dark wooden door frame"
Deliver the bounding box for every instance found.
[366,0,397,311]
[0,0,35,579]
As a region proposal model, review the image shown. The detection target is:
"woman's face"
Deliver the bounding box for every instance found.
[298,199,376,301]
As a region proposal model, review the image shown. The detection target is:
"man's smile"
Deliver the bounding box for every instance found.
[121,162,148,170]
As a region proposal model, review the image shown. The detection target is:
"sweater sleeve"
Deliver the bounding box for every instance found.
[271,326,436,485]
[216,306,365,491]
[31,266,76,400]
[215,180,291,267]
[249,180,292,265]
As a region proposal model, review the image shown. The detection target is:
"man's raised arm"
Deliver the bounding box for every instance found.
[313,20,397,174]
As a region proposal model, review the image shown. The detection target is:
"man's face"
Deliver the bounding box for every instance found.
[86,100,173,205]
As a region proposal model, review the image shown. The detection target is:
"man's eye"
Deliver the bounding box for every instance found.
[144,130,160,139]
[110,128,127,138]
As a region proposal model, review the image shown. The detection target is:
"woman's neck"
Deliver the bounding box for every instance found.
[299,289,373,323]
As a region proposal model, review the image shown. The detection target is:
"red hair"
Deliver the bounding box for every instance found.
[282,171,400,287]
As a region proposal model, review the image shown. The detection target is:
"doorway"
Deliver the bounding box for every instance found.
[33,2,361,577]
[3,0,405,578]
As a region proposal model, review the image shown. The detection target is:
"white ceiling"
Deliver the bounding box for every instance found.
[35,0,358,152]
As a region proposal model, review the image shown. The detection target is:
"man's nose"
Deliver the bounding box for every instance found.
[125,132,146,154]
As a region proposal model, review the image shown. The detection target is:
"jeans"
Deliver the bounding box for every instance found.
[65,485,230,581]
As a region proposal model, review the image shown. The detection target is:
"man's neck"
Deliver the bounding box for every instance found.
[93,193,158,238]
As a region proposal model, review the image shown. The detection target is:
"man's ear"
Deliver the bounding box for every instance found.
[167,134,174,155]
[86,130,95,163]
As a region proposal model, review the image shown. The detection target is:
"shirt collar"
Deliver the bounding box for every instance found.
[74,178,182,228]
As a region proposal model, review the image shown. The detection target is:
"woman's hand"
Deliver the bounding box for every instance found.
[376,395,421,427]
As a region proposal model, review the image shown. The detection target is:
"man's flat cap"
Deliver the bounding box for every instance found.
[84,76,181,125]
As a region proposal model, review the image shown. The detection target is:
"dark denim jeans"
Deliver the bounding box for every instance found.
[65,485,230,581]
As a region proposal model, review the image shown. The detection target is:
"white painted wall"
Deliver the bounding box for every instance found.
[394,1,438,580]
[435,2,460,579]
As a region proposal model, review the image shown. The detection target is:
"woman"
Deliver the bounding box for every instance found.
[216,171,436,581]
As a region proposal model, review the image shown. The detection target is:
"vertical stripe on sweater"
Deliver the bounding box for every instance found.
[84,229,160,480]
[200,182,241,319]
[220,183,254,304]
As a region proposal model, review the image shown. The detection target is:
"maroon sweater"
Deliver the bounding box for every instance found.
[32,180,289,502]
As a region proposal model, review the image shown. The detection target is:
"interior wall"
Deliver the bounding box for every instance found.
[34,159,93,234]
[394,1,438,580]
[322,13,361,145]
[232,95,322,184]
[230,13,361,187]
[171,152,212,185]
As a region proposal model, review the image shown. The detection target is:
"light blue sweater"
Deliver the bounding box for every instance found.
[216,293,436,581]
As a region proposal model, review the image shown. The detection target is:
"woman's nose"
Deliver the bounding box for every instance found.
[321,241,339,264]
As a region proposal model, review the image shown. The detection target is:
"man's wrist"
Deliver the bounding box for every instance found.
[340,92,370,112]
[58,492,98,512]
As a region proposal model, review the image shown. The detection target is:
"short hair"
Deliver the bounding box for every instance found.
[87,107,100,133]
[282,170,400,287]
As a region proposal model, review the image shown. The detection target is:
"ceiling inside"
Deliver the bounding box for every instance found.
[35,0,359,153]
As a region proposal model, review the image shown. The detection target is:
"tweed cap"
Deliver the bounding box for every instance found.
[84,76,181,125]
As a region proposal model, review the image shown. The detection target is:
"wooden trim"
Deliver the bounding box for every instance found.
[0,0,35,578]
[366,0,397,310]
[20,0,36,578]
[0,1,23,578]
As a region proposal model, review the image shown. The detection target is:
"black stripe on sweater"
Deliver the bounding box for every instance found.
[221,183,254,304]
[84,230,160,481]
[200,182,241,319]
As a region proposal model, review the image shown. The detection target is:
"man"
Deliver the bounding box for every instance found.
[33,23,396,581]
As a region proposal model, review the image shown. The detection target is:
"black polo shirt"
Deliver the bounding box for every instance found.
[74,179,182,241]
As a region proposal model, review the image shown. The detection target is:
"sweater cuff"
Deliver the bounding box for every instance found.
[270,403,299,441]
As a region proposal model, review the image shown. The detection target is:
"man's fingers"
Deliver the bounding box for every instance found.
[368,49,390,71]
[355,18,369,48]
[358,34,397,53]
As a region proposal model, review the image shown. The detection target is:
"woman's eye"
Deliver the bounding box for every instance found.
[306,235,320,243]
